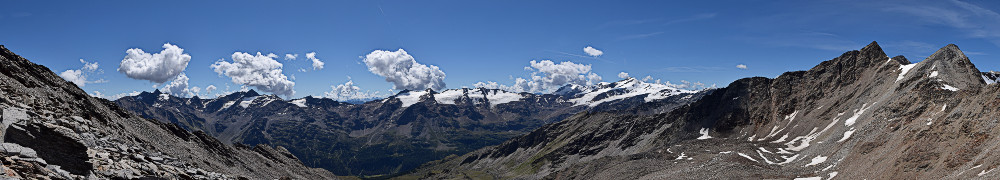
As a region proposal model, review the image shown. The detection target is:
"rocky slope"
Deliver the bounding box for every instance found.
[115,77,708,176]
[0,45,337,179]
[405,42,1000,179]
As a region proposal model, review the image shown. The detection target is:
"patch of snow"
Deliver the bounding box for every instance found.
[776,148,793,154]
[239,96,259,108]
[845,103,874,126]
[221,101,237,110]
[896,63,918,82]
[697,128,713,140]
[929,71,939,78]
[941,104,947,111]
[396,90,429,107]
[984,75,999,84]
[290,99,307,108]
[759,147,772,153]
[433,89,464,105]
[719,151,733,154]
[771,134,789,143]
[942,84,960,91]
[158,94,170,101]
[927,118,934,125]
[766,111,800,139]
[467,89,524,107]
[738,153,759,162]
[804,156,827,167]
[483,90,522,106]
[828,172,838,180]
[838,128,855,142]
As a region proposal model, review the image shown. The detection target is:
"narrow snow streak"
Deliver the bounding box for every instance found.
[794,176,822,180]
[942,84,960,91]
[738,153,758,162]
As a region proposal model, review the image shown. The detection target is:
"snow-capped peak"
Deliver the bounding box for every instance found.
[395,89,431,107]
[432,88,524,107]
[568,77,696,107]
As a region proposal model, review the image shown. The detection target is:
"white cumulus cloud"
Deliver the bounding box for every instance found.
[307,52,324,70]
[284,53,298,60]
[324,80,386,102]
[584,46,604,57]
[117,43,191,83]
[618,72,630,79]
[211,52,296,97]
[736,64,748,70]
[205,85,217,95]
[363,49,447,90]
[59,59,107,87]
[161,73,192,97]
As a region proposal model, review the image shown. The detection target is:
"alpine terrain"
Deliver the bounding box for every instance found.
[404,42,1000,179]
[0,45,338,179]
[114,73,710,176]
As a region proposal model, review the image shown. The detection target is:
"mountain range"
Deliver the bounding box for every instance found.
[5,41,1000,179]
[402,42,1000,179]
[114,74,709,176]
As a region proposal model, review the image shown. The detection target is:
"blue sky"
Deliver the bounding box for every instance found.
[1,0,999,100]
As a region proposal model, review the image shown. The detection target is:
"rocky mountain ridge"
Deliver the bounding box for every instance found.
[405,42,1000,179]
[0,45,337,179]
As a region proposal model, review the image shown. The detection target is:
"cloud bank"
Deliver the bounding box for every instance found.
[476,60,602,93]
[211,52,296,97]
[363,49,447,90]
[324,80,385,101]
[118,43,191,83]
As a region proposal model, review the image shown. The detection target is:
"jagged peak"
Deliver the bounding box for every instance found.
[245,89,260,96]
[891,55,911,65]
[861,41,884,55]
[904,43,984,90]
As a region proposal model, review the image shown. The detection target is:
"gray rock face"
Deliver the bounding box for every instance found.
[407,42,1000,179]
[0,45,337,179]
[900,44,984,91]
